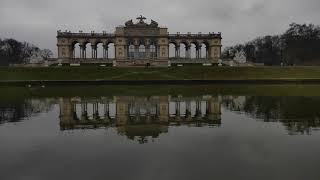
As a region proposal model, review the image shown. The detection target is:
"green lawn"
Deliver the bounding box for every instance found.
[1,66,320,80]
[2,84,320,100]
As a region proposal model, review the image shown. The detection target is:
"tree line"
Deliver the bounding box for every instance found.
[222,23,320,65]
[222,96,320,135]
[0,38,52,66]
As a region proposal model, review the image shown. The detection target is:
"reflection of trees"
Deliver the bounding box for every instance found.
[223,96,320,135]
[0,99,55,124]
[0,103,31,123]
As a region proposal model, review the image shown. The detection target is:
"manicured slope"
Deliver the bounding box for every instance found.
[1,66,320,80]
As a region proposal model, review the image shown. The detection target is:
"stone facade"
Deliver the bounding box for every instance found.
[57,16,222,67]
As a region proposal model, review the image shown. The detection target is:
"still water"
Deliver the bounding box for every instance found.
[1,85,320,180]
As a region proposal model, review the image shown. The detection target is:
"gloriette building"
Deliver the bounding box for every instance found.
[57,16,222,66]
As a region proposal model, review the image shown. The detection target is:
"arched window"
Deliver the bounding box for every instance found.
[179,43,187,58]
[96,43,104,59]
[107,43,115,59]
[139,45,146,58]
[72,42,81,59]
[169,43,176,58]
[128,45,135,59]
[201,43,209,59]
[190,43,197,59]
[150,45,156,58]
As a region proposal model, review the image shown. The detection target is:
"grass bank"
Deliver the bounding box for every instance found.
[2,85,320,100]
[1,66,320,81]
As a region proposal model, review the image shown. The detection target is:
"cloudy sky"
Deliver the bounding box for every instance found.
[0,0,319,56]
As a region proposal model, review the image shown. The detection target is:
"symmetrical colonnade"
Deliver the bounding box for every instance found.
[59,96,222,127]
[57,16,222,66]
[72,42,114,59]
[70,41,212,60]
[169,42,210,59]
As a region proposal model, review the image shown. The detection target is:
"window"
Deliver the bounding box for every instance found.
[150,45,156,58]
[139,45,146,58]
[129,45,135,59]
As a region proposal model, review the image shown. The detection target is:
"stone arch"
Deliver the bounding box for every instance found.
[126,38,135,46]
[149,44,157,59]
[179,40,190,47]
[200,41,210,59]
[149,39,157,59]
[71,40,81,59]
[190,40,199,47]
[83,41,93,59]
[82,39,95,46]
[138,44,146,58]
[190,41,199,59]
[149,38,157,46]
[178,40,190,58]
[106,41,115,59]
[93,39,103,46]
[169,42,178,58]
[128,44,135,59]
[95,42,104,59]
[169,39,178,47]
[137,38,146,46]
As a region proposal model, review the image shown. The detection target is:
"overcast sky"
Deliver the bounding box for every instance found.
[0,0,319,56]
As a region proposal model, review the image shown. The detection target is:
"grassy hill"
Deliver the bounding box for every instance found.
[1,66,320,81]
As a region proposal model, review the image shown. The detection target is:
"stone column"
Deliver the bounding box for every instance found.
[185,101,191,119]
[91,45,95,59]
[206,47,209,59]
[59,98,75,129]
[207,98,221,122]
[195,101,201,117]
[72,46,75,59]
[102,45,107,59]
[81,103,88,121]
[175,46,180,58]
[104,103,110,120]
[157,46,160,59]
[126,45,130,59]
[175,101,181,117]
[79,45,84,59]
[106,46,109,59]
[186,45,191,59]
[159,97,169,123]
[134,45,139,59]
[199,45,202,59]
[81,45,86,59]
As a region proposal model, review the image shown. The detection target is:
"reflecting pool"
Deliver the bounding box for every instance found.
[1,85,320,180]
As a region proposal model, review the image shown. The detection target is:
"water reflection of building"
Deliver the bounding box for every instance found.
[59,96,222,142]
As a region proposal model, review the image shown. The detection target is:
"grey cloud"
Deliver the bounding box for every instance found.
[0,0,319,56]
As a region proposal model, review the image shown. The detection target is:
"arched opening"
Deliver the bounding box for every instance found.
[96,42,104,59]
[150,44,156,59]
[169,41,178,58]
[138,44,146,58]
[84,42,93,59]
[190,42,198,59]
[128,44,135,59]
[201,42,209,59]
[107,42,115,59]
[169,42,177,58]
[72,42,81,59]
[179,43,187,58]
